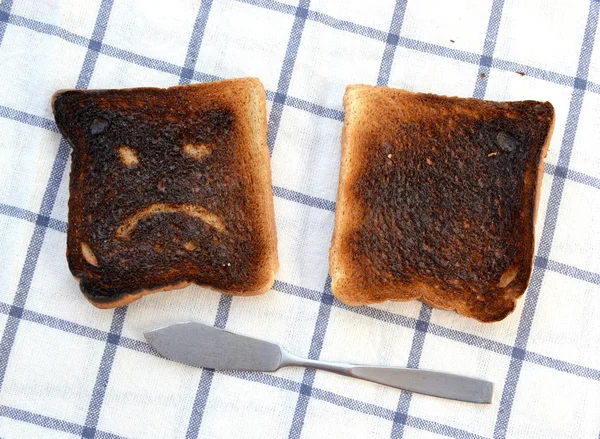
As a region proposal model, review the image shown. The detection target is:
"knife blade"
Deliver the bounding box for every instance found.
[145,321,281,371]
[144,322,493,404]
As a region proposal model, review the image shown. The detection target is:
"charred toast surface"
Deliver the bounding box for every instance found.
[330,85,554,322]
[53,78,278,308]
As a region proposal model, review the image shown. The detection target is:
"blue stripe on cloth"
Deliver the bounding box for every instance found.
[235,0,297,16]
[314,383,483,438]
[306,8,387,42]
[493,2,600,438]
[404,416,488,439]
[4,12,350,127]
[185,294,233,439]
[2,9,182,79]
[47,218,67,233]
[2,301,599,439]
[266,0,311,155]
[311,386,397,420]
[391,306,432,439]
[0,138,70,390]
[179,0,213,85]
[276,93,345,121]
[377,0,408,86]
[20,306,108,342]
[236,0,390,48]
[473,0,506,98]
[333,299,418,330]
[76,0,114,85]
[1,405,80,436]
[0,405,127,439]
[63,3,123,438]
[0,202,598,387]
[112,3,234,437]
[427,320,511,356]
[220,368,301,392]
[239,0,600,95]
[101,42,183,77]
[173,3,237,436]
[272,185,335,211]
[308,387,489,439]
[5,0,122,435]
[7,12,88,46]
[82,307,127,439]
[373,4,433,437]
[0,374,489,439]
[2,299,599,385]
[185,368,217,439]
[2,4,600,140]
[491,58,578,89]
[273,280,323,302]
[400,36,481,65]
[544,162,600,190]
[589,80,600,94]
[288,276,333,439]
[77,0,114,89]
[4,5,600,99]
[542,257,600,286]
[0,0,13,48]
[0,203,67,233]
[271,281,509,362]
[189,69,222,84]
[524,351,600,381]
[0,105,59,132]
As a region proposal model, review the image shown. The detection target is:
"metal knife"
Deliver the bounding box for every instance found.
[144,322,493,404]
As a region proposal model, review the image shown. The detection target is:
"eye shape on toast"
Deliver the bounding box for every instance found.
[330,85,555,322]
[52,78,278,308]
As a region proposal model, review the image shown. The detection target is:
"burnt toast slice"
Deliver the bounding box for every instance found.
[52,78,278,308]
[330,85,554,322]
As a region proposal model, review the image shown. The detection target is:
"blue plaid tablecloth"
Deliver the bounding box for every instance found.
[1,0,599,438]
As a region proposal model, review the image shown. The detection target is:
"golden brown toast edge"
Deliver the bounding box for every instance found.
[53,78,278,308]
[330,85,555,322]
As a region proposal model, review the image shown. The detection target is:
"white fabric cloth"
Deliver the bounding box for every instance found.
[0,0,599,438]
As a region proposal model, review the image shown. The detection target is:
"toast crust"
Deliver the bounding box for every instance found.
[330,85,555,322]
[53,78,278,308]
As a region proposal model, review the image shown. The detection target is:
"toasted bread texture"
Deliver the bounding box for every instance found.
[52,78,278,308]
[330,85,554,322]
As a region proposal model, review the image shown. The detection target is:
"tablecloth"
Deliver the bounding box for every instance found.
[0,0,599,438]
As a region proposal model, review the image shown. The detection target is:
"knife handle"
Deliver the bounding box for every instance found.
[279,350,493,404]
[348,366,493,403]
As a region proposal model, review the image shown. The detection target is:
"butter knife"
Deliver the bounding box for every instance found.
[144,322,493,404]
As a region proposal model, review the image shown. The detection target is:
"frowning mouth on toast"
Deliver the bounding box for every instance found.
[114,203,226,240]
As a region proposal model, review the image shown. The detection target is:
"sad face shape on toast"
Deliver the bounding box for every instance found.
[52,79,278,307]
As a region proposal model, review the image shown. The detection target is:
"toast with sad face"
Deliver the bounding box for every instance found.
[52,78,278,308]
